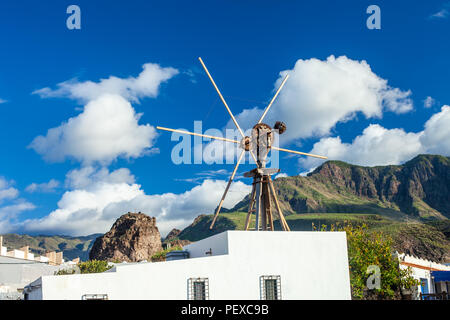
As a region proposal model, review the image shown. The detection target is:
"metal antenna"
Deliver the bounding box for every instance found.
[157,57,328,232]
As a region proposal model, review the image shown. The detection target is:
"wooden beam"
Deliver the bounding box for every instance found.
[268,176,290,231]
[210,150,245,229]
[258,74,289,124]
[271,146,327,159]
[157,126,240,144]
[198,57,245,138]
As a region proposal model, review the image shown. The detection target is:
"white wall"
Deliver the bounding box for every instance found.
[7,249,25,259]
[34,231,351,300]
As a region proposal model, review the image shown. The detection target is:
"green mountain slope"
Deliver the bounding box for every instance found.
[0,233,100,261]
[231,154,450,220]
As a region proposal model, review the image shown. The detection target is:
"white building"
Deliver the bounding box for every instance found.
[25,230,352,300]
[397,252,450,299]
[0,236,77,299]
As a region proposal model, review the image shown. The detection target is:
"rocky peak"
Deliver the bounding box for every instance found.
[89,212,162,262]
[165,228,181,241]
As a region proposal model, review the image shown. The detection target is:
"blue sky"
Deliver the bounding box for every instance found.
[0,0,449,236]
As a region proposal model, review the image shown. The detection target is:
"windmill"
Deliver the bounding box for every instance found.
[157,57,327,231]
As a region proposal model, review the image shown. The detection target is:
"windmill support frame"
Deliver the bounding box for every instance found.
[244,171,289,231]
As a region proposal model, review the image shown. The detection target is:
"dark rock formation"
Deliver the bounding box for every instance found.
[89,212,163,262]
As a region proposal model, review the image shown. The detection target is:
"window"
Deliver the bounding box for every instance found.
[81,294,108,300]
[188,278,209,300]
[260,275,281,300]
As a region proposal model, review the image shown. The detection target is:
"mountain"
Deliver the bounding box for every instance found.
[178,154,450,262]
[0,233,100,261]
[230,154,450,220]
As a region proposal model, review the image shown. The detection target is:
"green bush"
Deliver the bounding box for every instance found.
[317,222,419,299]
[78,260,112,274]
[54,268,77,275]
[151,246,183,262]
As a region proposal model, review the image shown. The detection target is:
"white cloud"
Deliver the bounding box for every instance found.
[30,63,178,165]
[424,96,435,108]
[0,202,36,233]
[0,177,19,202]
[33,63,179,103]
[420,105,450,155]
[0,98,7,104]
[0,177,35,233]
[232,55,413,144]
[430,9,449,19]
[300,105,450,170]
[29,94,158,164]
[25,179,60,193]
[20,167,251,237]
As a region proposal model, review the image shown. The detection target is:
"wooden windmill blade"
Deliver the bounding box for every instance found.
[198,57,245,138]
[271,146,328,159]
[156,126,241,144]
[209,149,245,229]
[258,74,289,124]
[198,57,259,164]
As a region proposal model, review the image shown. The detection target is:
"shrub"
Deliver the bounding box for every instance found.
[317,222,419,299]
[151,246,183,262]
[54,268,77,275]
[78,259,112,274]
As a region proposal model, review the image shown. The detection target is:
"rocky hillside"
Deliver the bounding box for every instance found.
[162,228,191,247]
[89,212,163,262]
[231,154,450,220]
[0,233,99,261]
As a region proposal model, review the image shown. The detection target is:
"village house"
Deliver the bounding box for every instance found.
[397,252,450,300]
[0,236,79,300]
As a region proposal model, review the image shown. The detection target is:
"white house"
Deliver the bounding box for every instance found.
[25,230,352,300]
[397,252,450,299]
[0,236,77,300]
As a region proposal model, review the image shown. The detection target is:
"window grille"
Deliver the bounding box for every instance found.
[260,275,281,300]
[81,294,108,300]
[188,278,209,300]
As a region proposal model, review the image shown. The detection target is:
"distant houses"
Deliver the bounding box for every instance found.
[0,236,79,300]
[397,252,450,299]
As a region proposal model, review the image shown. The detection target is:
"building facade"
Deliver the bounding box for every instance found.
[26,231,352,300]
[397,252,450,299]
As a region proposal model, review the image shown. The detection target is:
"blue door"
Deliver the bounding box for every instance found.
[420,278,429,294]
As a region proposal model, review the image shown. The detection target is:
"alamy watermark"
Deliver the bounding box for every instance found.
[167,121,280,168]
[366,265,381,290]
[67,5,81,30]
[366,5,381,30]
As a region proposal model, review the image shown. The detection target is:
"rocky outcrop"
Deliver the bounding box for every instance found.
[163,228,191,248]
[89,212,163,262]
[165,228,181,241]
